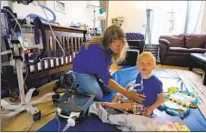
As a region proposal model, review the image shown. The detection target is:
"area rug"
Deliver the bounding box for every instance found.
[38,66,206,131]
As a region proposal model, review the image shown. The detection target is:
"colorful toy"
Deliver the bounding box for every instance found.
[168,86,179,96]
[157,121,190,131]
[159,87,198,119]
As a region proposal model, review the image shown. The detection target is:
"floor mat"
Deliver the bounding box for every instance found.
[38,66,206,131]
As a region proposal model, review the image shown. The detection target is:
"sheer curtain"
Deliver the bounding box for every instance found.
[171,1,188,35]
[146,1,187,44]
[145,1,205,44]
[186,1,205,34]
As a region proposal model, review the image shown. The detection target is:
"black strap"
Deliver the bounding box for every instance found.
[25,17,47,65]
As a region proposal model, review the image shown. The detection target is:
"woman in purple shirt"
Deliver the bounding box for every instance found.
[73,25,145,102]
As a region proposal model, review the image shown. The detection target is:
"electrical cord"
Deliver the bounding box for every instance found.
[14,19,24,32]
[27,111,56,131]
[6,10,22,33]
[55,114,61,132]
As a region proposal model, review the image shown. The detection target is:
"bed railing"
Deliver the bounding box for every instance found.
[27,24,87,80]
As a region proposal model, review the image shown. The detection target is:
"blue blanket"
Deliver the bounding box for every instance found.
[38,66,206,131]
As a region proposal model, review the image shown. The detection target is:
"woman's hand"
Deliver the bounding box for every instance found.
[126,91,146,103]
[100,102,110,107]
[107,78,145,103]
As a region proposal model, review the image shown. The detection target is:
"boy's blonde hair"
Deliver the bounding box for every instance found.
[85,25,128,63]
[137,52,156,66]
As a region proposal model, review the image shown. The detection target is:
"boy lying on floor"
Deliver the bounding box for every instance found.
[100,52,164,117]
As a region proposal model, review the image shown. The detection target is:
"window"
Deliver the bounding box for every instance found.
[147,1,205,44]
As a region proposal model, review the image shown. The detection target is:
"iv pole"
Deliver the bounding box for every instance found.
[86,4,102,36]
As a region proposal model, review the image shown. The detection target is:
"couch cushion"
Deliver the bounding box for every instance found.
[159,34,185,47]
[167,51,190,57]
[169,47,206,53]
[167,47,190,56]
[185,34,206,48]
[164,56,191,66]
[169,47,191,52]
[190,48,206,53]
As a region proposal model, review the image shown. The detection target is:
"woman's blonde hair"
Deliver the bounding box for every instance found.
[137,52,156,66]
[85,25,128,63]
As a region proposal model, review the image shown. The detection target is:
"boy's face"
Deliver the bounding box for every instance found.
[137,57,155,76]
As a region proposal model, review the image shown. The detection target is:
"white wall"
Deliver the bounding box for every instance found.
[108,1,146,33]
[202,2,206,32]
[1,1,12,7]
[1,1,100,28]
[108,1,206,33]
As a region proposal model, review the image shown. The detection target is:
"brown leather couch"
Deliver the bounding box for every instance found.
[159,34,206,67]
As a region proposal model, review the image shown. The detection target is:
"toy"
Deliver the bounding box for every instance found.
[168,86,179,96]
[174,122,190,131]
[168,90,198,108]
[157,121,178,131]
[159,87,198,119]
[117,83,145,115]
[157,121,190,131]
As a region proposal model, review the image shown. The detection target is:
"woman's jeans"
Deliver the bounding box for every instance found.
[74,72,113,100]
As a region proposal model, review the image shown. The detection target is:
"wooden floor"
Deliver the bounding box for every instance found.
[1,64,206,131]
